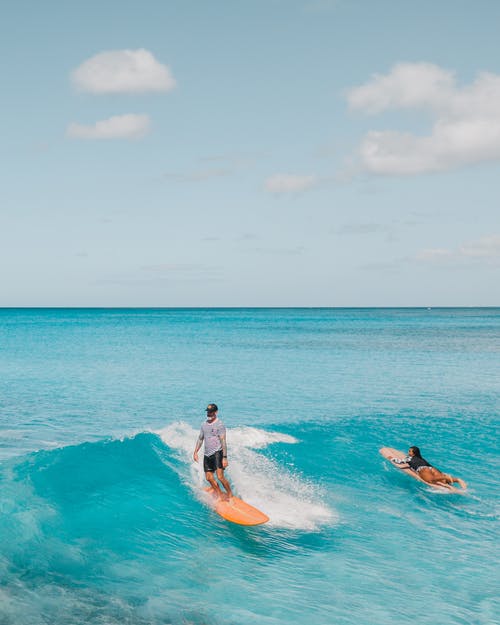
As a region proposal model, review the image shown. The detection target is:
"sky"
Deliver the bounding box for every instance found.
[1,0,499,306]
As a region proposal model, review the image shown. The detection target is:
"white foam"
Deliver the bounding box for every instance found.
[228,426,298,449]
[156,421,335,531]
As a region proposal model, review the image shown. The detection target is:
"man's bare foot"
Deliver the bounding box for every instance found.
[208,487,223,499]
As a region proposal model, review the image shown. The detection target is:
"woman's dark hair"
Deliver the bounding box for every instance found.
[409,446,422,458]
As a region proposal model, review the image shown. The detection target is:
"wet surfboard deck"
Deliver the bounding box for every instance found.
[379,447,466,494]
[204,487,269,525]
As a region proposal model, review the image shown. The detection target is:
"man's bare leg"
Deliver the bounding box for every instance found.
[205,471,223,498]
[216,468,233,500]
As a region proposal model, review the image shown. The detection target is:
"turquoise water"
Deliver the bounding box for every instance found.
[0,308,498,625]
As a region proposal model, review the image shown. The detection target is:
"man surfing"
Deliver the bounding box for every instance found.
[193,403,233,501]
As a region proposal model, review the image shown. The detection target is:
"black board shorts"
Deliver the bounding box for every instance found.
[204,450,224,473]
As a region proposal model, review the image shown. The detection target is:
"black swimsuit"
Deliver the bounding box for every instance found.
[406,456,432,472]
[393,455,432,472]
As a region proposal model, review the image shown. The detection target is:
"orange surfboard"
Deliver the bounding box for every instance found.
[205,488,269,526]
[380,447,466,493]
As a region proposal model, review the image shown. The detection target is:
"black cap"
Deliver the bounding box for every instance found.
[205,403,218,413]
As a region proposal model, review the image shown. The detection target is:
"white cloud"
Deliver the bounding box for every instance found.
[347,63,500,175]
[71,49,176,94]
[66,114,151,140]
[416,235,500,264]
[415,248,453,262]
[348,63,454,114]
[265,174,318,194]
[459,234,500,258]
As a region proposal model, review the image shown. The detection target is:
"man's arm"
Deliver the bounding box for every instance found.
[193,430,204,462]
[219,432,228,468]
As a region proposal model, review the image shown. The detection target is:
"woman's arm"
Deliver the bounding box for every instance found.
[391,456,410,466]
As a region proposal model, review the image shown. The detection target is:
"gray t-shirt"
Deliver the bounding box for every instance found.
[198,418,226,457]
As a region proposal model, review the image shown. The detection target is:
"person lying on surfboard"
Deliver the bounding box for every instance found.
[391,446,467,489]
[193,403,233,501]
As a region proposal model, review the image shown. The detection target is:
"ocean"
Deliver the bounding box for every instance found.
[0,308,498,625]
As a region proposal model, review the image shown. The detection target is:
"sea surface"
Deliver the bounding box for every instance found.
[0,308,498,625]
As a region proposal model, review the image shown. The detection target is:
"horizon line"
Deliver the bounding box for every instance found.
[1,306,499,311]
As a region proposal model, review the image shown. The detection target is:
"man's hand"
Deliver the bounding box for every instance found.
[222,457,228,469]
[193,451,198,462]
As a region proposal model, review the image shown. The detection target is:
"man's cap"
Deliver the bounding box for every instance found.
[205,403,218,413]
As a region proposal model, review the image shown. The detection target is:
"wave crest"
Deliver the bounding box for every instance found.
[157,421,335,530]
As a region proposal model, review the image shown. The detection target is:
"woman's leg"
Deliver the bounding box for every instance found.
[419,467,466,489]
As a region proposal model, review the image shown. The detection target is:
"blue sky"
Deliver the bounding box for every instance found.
[1,0,499,306]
